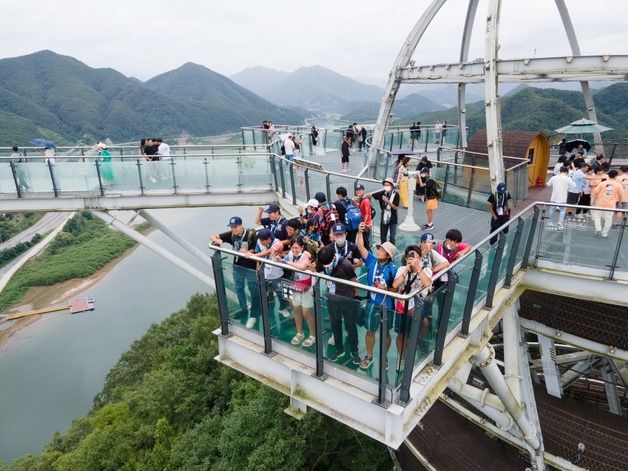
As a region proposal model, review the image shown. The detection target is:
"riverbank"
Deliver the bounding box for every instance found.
[0,215,153,351]
[0,242,143,351]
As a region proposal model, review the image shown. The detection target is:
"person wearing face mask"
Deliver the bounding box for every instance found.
[317,246,360,364]
[367,177,399,245]
[328,223,363,268]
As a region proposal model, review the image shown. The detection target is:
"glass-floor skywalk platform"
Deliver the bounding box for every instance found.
[210,202,628,448]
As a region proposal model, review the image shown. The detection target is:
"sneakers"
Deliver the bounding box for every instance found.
[328,349,345,362]
[556,224,564,231]
[278,308,291,318]
[245,317,257,329]
[359,356,374,369]
[423,223,434,230]
[601,233,609,238]
[351,353,361,365]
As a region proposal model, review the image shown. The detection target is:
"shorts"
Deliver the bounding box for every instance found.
[427,198,438,210]
[341,155,350,163]
[364,302,394,332]
[566,192,580,205]
[621,202,628,210]
[291,289,314,309]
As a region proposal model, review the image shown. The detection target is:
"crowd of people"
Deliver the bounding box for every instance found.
[547,150,627,236]
[211,179,476,370]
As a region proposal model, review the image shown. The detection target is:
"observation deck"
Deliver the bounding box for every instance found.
[1,125,626,468]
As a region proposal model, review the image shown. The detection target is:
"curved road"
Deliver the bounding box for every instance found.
[0,213,68,251]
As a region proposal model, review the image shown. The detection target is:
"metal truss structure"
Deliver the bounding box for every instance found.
[372,0,628,192]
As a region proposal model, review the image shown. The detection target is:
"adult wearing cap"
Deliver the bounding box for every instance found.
[354,183,373,250]
[367,177,400,245]
[211,216,260,328]
[328,223,363,268]
[256,204,289,246]
[488,183,512,244]
[356,221,398,369]
[302,198,322,227]
[254,228,290,318]
[317,246,361,364]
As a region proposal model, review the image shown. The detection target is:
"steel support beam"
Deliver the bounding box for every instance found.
[484,0,505,191]
[559,356,598,389]
[554,0,604,154]
[472,344,541,451]
[457,0,480,149]
[0,189,276,213]
[139,209,214,268]
[520,318,628,362]
[92,211,215,289]
[371,0,447,151]
[600,359,623,416]
[538,335,563,398]
[397,55,628,83]
[502,303,522,402]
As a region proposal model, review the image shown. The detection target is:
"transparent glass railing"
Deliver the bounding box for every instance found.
[210,202,627,405]
[0,154,274,197]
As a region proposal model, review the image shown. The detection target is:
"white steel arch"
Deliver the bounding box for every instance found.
[373,1,624,191]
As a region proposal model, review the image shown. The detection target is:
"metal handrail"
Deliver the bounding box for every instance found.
[208,244,427,302]
[0,152,273,161]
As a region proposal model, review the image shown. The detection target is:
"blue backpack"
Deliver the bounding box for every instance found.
[340,199,363,231]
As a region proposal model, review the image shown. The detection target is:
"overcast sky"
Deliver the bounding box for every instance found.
[1,0,626,82]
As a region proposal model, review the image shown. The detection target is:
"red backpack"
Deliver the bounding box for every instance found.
[320,205,339,238]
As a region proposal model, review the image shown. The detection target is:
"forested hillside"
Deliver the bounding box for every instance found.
[0,51,305,146]
[3,294,390,470]
[401,84,628,140]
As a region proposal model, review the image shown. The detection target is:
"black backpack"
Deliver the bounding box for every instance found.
[280,144,286,155]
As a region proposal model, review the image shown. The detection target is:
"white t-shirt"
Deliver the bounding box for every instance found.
[547,174,576,203]
[283,138,295,155]
[157,142,171,159]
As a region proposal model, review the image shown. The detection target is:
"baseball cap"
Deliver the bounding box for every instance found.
[420,167,430,174]
[332,223,347,234]
[264,204,280,213]
[314,191,327,203]
[382,177,395,186]
[375,241,397,259]
[307,198,319,208]
[256,228,272,240]
[355,183,365,191]
[227,216,243,227]
[420,232,435,243]
[496,183,507,194]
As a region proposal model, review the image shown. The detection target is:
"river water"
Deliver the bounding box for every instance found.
[0,206,258,462]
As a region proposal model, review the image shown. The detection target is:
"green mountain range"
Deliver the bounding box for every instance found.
[400,84,628,141]
[231,65,385,113]
[0,51,305,146]
[339,93,445,122]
